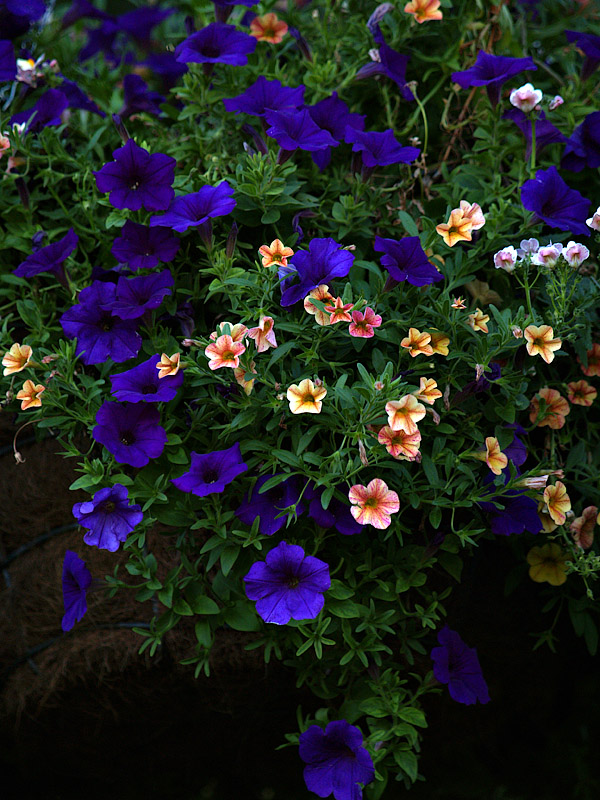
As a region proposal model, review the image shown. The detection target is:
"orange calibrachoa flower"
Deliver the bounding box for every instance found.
[529,387,570,429]
[412,377,442,405]
[527,543,568,586]
[451,296,467,310]
[209,322,247,342]
[385,395,426,434]
[429,330,450,356]
[403,0,443,23]
[234,360,257,396]
[467,308,490,333]
[459,200,485,230]
[377,426,421,460]
[16,379,45,410]
[578,343,600,377]
[250,12,288,43]
[524,325,562,364]
[304,285,335,326]
[537,500,558,533]
[543,481,571,525]
[2,343,32,375]
[258,239,294,267]
[204,336,245,370]
[156,352,181,378]
[247,316,278,353]
[570,506,598,550]
[286,378,327,414]
[567,379,597,406]
[435,208,473,247]
[325,297,353,324]
[474,437,508,475]
[348,479,400,529]
[401,328,433,357]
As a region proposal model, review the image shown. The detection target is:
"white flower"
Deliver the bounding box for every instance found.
[509,83,543,113]
[563,241,590,268]
[517,238,539,258]
[531,244,563,268]
[586,206,600,231]
[493,246,518,273]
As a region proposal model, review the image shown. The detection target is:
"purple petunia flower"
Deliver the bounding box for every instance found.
[61,550,92,632]
[174,23,257,66]
[61,0,111,28]
[1,0,46,40]
[357,37,414,103]
[172,443,248,496]
[58,77,105,116]
[0,40,16,82]
[244,540,331,625]
[118,6,173,48]
[299,720,375,800]
[305,485,362,536]
[120,73,164,118]
[72,483,143,552]
[565,30,600,82]
[101,270,174,320]
[110,353,183,403]
[143,52,188,88]
[431,626,490,705]
[94,139,176,212]
[14,228,78,280]
[223,76,305,117]
[11,88,69,133]
[78,19,123,64]
[521,166,591,236]
[306,92,365,171]
[236,475,305,536]
[502,108,566,160]
[345,127,420,168]
[93,401,167,467]
[149,181,236,233]
[561,111,600,172]
[111,220,180,270]
[279,237,354,307]
[265,108,337,154]
[478,467,540,537]
[452,51,537,107]
[60,281,142,365]
[374,235,443,287]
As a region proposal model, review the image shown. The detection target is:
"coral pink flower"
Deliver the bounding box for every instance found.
[524,325,562,364]
[234,360,257,395]
[156,352,181,378]
[578,343,600,377]
[567,379,597,406]
[348,307,382,338]
[467,308,489,333]
[412,377,442,405]
[403,0,443,23]
[385,395,426,434]
[401,328,433,357]
[16,379,45,410]
[348,479,400,529]
[459,200,485,230]
[325,297,353,324]
[258,239,294,267]
[287,378,327,414]
[247,316,277,353]
[570,506,597,550]
[209,322,247,343]
[304,285,335,326]
[250,12,288,43]
[474,437,508,475]
[2,343,33,376]
[436,208,473,247]
[377,426,421,460]
[204,335,245,370]
[543,481,571,526]
[529,387,570,429]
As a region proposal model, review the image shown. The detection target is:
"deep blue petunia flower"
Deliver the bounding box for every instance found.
[379,40,414,102]
[14,228,78,280]
[111,220,180,270]
[521,166,591,236]
[101,270,174,320]
[299,720,375,800]
[61,0,111,29]
[452,51,537,107]
[244,541,331,625]
[11,88,69,133]
[118,6,173,48]
[565,30,600,81]
[374,235,443,287]
[79,19,123,64]
[149,181,236,233]
[72,483,143,552]
[58,77,105,116]
[172,443,248,496]
[223,76,305,117]
[0,40,16,81]
[93,401,167,467]
[94,139,176,212]
[120,73,164,118]
[306,92,365,171]
[561,111,600,172]
[110,353,183,403]
[431,626,490,705]
[175,23,256,66]
[279,237,354,307]
[503,108,566,160]
[236,475,305,536]
[265,108,338,154]
[478,468,540,536]
[143,52,188,88]
[305,485,362,536]
[62,550,92,632]
[345,127,420,168]
[1,0,46,40]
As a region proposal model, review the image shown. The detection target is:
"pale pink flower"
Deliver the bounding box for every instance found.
[517,238,539,258]
[459,200,486,230]
[586,207,600,231]
[494,246,518,273]
[563,241,590,268]
[247,316,277,353]
[531,244,563,268]
[548,95,564,111]
[509,83,543,113]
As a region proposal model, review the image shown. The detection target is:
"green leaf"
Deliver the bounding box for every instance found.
[220,546,239,577]
[394,750,418,782]
[421,454,440,486]
[398,707,427,727]
[328,580,354,600]
[223,602,261,631]
[261,208,280,224]
[173,597,194,616]
[397,211,419,237]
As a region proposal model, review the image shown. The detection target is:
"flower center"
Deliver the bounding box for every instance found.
[202,45,220,58]
[222,350,236,360]
[102,501,116,513]
[120,431,135,445]
[203,468,219,483]
[142,384,157,394]
[130,180,140,190]
[100,315,114,332]
[301,392,316,405]
[288,576,300,588]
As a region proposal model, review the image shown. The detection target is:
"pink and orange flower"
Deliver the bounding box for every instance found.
[578,343,600,377]
[467,308,490,334]
[459,200,486,230]
[2,343,33,376]
[451,296,467,310]
[258,239,294,268]
[524,325,562,364]
[403,0,443,23]
[348,479,400,529]
[529,387,570,429]
[567,379,597,406]
[204,336,246,370]
[435,208,473,247]
[543,481,571,526]
[286,378,327,414]
[474,437,508,475]
[247,316,278,353]
[325,297,353,324]
[209,322,248,343]
[377,426,421,460]
[401,328,433,357]
[234,360,257,396]
[385,394,426,434]
[570,506,597,550]
[16,379,45,410]
[412,377,442,405]
[250,12,288,43]
[348,307,382,338]
[304,285,335,326]
[156,352,182,378]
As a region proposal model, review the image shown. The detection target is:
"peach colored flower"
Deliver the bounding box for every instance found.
[459,200,485,230]
[467,308,489,333]
[524,325,562,364]
[234,360,257,396]
[385,395,426,434]
[474,437,508,475]
[204,336,245,370]
[451,296,467,310]
[16,379,45,410]
[348,479,400,529]
[401,327,433,357]
[304,284,335,326]
[348,307,382,338]
[429,330,450,356]
[209,322,247,342]
[377,426,421,460]
[156,352,181,378]
[325,297,353,324]
[537,500,558,533]
[247,316,277,353]
[529,387,570,429]
[287,378,326,414]
[403,0,443,23]
[527,543,568,586]
[543,481,571,526]
[250,12,288,43]
[0,134,10,159]
[578,343,600,377]
[412,377,442,405]
[435,208,473,247]
[570,506,597,550]
[2,343,32,376]
[567,379,597,406]
[258,239,294,267]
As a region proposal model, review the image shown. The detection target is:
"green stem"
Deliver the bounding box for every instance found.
[529,117,536,178]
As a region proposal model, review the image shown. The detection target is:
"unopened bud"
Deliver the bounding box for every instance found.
[358,439,369,467]
[512,326,523,339]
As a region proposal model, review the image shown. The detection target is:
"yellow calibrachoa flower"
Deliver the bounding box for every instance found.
[385,395,426,434]
[537,500,558,533]
[567,380,597,407]
[435,208,473,247]
[400,327,433,357]
[527,543,568,586]
[2,343,32,375]
[287,378,327,414]
[258,239,294,267]
[156,352,182,378]
[543,481,571,526]
[403,0,443,24]
[467,308,490,334]
[524,325,562,364]
[429,330,450,356]
[16,379,45,410]
[412,377,442,405]
[304,285,335,326]
[474,437,508,475]
[234,360,257,396]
